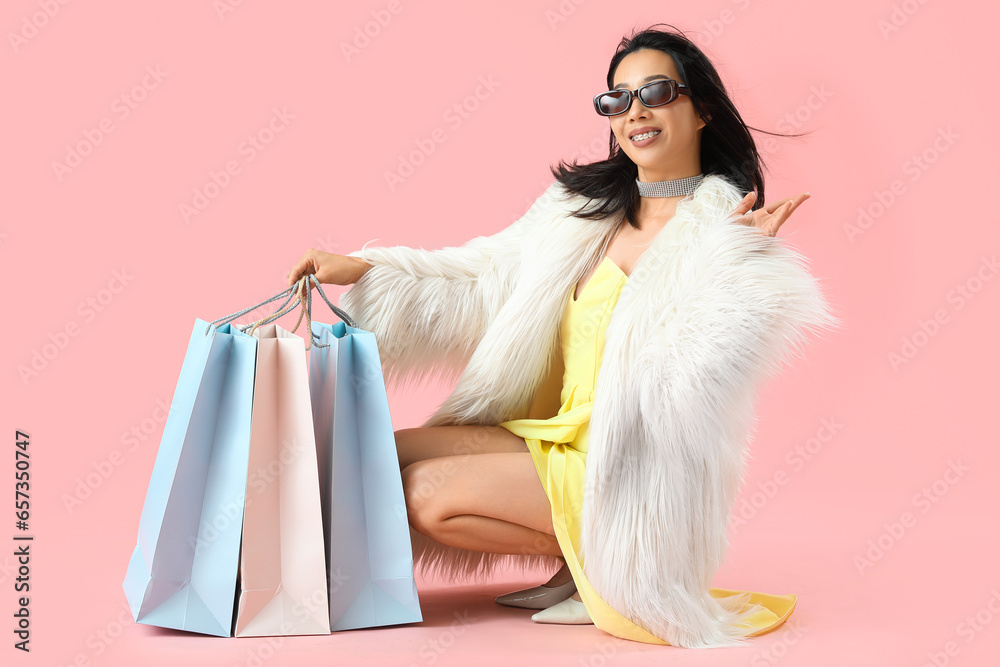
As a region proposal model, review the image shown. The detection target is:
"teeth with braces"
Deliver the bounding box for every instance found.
[631,130,660,141]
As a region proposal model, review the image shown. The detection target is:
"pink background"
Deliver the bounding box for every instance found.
[3,1,998,665]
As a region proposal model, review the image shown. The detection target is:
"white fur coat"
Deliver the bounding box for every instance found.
[338,174,838,647]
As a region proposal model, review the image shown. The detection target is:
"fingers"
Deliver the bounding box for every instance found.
[732,192,811,236]
[768,193,810,236]
[729,191,756,217]
[286,253,316,286]
[765,198,793,214]
[286,260,303,286]
[783,193,810,214]
[761,192,810,215]
[737,191,811,217]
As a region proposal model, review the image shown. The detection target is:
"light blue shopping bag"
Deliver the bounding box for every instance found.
[307,279,423,631]
[122,320,257,636]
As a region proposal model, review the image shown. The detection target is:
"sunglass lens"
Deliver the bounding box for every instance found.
[597,91,629,116]
[640,81,674,107]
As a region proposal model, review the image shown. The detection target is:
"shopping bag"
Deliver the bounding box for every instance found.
[122,320,257,637]
[124,275,420,637]
[234,322,331,637]
[308,280,423,631]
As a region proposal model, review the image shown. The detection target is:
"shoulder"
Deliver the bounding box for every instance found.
[512,179,588,232]
[692,174,745,217]
[686,174,746,224]
[536,179,579,211]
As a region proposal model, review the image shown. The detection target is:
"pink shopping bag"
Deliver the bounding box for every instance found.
[234,322,331,636]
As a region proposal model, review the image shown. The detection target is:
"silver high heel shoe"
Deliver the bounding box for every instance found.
[494,579,577,609]
[531,595,593,624]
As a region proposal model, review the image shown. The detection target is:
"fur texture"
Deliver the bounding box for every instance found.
[339,175,839,647]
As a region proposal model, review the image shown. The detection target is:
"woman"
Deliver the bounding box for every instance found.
[287,25,837,648]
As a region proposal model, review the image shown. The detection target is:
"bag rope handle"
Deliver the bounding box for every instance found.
[203,275,359,349]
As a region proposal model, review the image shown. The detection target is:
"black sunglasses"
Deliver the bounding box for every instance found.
[593,78,691,116]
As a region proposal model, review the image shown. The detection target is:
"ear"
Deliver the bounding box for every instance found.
[695,104,711,128]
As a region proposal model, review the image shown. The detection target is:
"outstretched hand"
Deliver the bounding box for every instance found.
[729,191,810,237]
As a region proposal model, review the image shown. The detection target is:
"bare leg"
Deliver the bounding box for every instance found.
[395,425,529,471]
[403,451,560,556]
[414,455,580,601]
[398,425,570,588]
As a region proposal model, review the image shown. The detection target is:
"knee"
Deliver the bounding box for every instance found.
[400,459,454,535]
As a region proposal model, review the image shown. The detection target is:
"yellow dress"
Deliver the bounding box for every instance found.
[499,256,797,645]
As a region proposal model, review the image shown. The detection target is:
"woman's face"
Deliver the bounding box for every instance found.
[607,49,707,179]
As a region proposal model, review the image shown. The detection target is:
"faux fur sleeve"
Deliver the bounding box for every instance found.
[337,181,564,391]
[582,216,840,647]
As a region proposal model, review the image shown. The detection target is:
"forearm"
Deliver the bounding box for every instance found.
[337,180,564,387]
[338,242,516,390]
[345,254,374,284]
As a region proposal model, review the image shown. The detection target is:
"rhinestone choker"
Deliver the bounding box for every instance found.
[635,173,704,197]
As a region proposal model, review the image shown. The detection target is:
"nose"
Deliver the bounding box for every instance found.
[624,92,649,119]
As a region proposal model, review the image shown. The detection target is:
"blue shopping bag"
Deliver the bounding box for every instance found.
[308,281,423,631]
[122,320,257,636]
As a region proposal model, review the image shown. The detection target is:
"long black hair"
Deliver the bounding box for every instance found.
[551,23,812,229]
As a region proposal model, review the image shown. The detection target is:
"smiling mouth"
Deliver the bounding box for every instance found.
[630,129,661,142]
